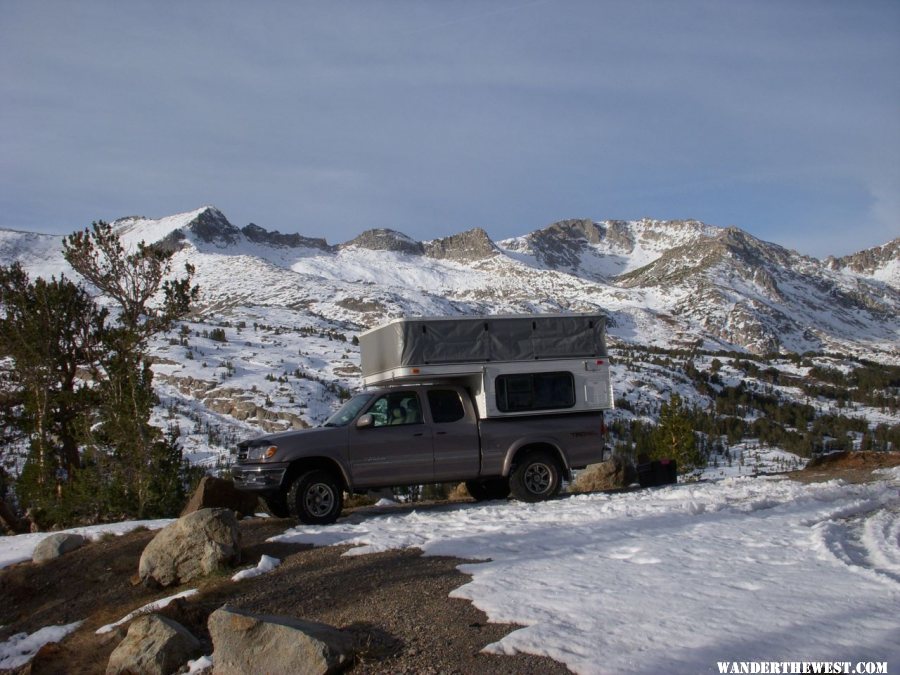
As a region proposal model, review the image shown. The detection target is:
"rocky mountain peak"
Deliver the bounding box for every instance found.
[601,221,636,252]
[4,204,897,360]
[111,215,146,227]
[517,219,607,271]
[340,229,424,255]
[242,223,333,252]
[617,227,789,291]
[714,227,794,269]
[826,237,900,278]
[424,228,498,262]
[187,207,242,245]
[544,219,603,244]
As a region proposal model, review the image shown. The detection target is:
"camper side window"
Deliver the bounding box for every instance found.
[495,372,575,412]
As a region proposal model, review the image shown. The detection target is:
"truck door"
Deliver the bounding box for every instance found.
[348,390,434,487]
[427,388,481,481]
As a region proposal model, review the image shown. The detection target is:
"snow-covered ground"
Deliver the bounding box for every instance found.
[1,471,898,673]
[273,469,900,674]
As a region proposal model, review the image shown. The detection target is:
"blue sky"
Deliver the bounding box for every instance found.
[2,0,898,258]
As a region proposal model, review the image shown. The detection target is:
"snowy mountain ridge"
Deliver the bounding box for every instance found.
[1,205,897,361]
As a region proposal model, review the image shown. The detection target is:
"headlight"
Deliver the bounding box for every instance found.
[246,444,278,461]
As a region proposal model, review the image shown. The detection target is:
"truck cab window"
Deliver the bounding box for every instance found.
[323,393,372,427]
[427,390,465,423]
[495,372,575,412]
[368,391,422,427]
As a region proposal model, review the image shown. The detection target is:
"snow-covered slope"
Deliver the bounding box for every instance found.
[826,237,900,290]
[498,217,720,279]
[2,206,898,361]
[0,228,70,280]
[615,227,899,354]
[1,205,898,474]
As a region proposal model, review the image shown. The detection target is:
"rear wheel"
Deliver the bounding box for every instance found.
[287,470,344,525]
[465,477,511,502]
[509,451,562,502]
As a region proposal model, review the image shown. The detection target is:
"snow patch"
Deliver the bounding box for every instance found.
[188,654,214,672]
[95,589,198,635]
[230,555,281,581]
[374,498,398,507]
[0,622,83,670]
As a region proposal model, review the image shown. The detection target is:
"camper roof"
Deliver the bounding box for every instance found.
[359,313,607,380]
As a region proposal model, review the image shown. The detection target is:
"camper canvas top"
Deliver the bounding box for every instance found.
[359,313,607,384]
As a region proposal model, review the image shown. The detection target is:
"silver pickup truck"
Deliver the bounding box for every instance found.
[232,382,607,524]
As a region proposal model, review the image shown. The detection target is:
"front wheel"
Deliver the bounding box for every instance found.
[286,470,344,525]
[509,451,562,502]
[263,493,290,518]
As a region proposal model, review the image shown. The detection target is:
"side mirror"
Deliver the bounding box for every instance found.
[356,413,374,429]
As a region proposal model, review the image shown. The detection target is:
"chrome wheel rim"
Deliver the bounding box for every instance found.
[524,462,553,494]
[305,483,336,517]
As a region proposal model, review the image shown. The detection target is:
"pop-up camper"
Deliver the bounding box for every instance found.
[359,314,613,417]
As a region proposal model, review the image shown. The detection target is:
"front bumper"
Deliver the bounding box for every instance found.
[231,462,289,491]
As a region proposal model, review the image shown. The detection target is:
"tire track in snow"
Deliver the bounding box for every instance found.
[813,503,900,587]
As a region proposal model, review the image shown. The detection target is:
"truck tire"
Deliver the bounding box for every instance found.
[286,470,344,525]
[263,493,290,518]
[509,451,562,502]
[465,477,511,502]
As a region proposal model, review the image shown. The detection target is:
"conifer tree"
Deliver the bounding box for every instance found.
[63,221,199,518]
[0,263,107,526]
[652,392,703,474]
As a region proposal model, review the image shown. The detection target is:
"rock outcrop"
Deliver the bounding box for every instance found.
[242,223,333,251]
[827,237,900,278]
[424,228,497,262]
[522,219,601,270]
[187,207,242,245]
[340,228,424,255]
[154,375,310,433]
[138,508,241,588]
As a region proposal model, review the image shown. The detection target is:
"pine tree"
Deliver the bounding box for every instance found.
[0,263,107,527]
[651,392,703,474]
[63,222,197,340]
[63,222,199,519]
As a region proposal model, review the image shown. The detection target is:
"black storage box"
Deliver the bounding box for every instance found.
[637,459,678,488]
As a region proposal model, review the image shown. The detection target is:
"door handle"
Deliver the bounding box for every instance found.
[413,432,424,437]
[436,431,447,435]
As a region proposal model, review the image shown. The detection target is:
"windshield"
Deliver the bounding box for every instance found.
[323,393,372,427]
